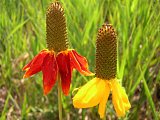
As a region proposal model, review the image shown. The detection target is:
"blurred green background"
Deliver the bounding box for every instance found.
[0,0,160,119]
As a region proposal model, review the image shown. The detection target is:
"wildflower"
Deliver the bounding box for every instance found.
[73,24,131,118]
[23,2,93,96]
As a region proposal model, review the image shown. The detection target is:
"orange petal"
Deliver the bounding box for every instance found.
[68,50,94,76]
[23,50,48,78]
[56,51,71,96]
[42,53,58,95]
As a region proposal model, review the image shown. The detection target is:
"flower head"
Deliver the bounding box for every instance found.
[23,2,93,96]
[73,23,131,118]
[46,2,68,52]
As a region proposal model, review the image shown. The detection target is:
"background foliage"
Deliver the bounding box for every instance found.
[0,0,160,119]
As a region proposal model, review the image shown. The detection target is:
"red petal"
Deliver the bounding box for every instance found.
[56,52,71,96]
[23,50,48,78]
[42,53,58,95]
[23,49,47,71]
[23,60,32,71]
[68,50,94,76]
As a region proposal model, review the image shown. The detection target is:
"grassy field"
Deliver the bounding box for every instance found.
[0,0,160,119]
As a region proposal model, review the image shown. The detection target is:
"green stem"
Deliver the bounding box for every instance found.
[58,75,62,120]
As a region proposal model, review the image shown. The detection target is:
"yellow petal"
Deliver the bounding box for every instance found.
[98,81,110,118]
[73,78,106,108]
[73,78,97,101]
[121,88,131,110]
[111,80,131,117]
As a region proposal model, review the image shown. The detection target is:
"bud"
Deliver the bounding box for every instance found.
[46,2,68,52]
[95,23,117,80]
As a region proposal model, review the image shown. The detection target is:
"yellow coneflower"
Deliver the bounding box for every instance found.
[73,23,131,118]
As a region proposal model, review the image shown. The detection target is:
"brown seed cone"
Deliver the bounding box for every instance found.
[95,23,117,80]
[46,2,68,52]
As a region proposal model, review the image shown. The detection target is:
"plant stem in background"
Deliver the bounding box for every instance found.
[58,74,62,120]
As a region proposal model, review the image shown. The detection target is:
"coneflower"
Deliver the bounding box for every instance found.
[23,2,93,120]
[23,1,93,96]
[73,23,131,118]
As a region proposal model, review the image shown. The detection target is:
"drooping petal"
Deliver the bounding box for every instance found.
[121,88,131,110]
[68,50,94,76]
[98,81,110,118]
[73,78,106,108]
[42,52,58,95]
[111,80,131,117]
[23,50,48,78]
[23,60,33,71]
[23,49,47,71]
[56,51,71,96]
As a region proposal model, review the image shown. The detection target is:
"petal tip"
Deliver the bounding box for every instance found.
[86,72,95,76]
[44,91,48,96]
[43,85,53,95]
[63,91,69,96]
[43,88,51,95]
[23,74,28,79]
[22,67,29,71]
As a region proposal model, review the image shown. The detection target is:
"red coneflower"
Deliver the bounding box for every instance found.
[23,2,93,96]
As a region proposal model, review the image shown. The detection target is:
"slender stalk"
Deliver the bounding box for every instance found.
[58,74,62,120]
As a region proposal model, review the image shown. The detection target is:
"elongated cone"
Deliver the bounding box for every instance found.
[95,24,117,80]
[46,2,68,52]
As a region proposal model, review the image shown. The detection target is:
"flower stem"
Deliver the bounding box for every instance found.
[58,74,62,120]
